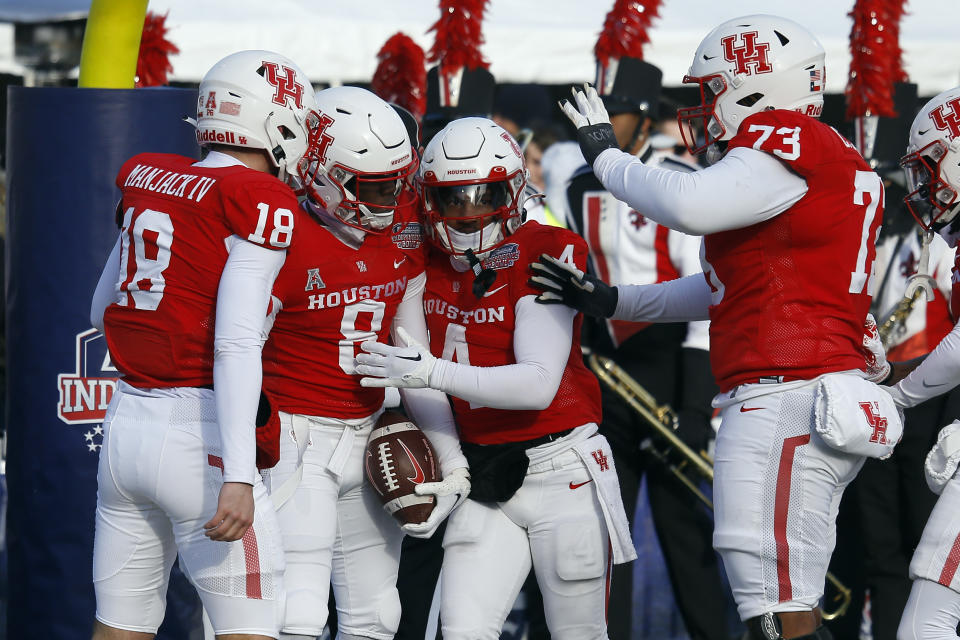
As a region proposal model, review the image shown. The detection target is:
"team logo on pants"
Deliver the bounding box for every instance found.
[56,328,118,452]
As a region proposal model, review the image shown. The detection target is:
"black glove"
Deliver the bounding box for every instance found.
[528,254,618,318]
[559,84,619,167]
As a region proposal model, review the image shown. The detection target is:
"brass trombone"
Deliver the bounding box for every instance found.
[586,352,852,621]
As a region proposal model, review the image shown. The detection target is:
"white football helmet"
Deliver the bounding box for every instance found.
[298,86,417,237]
[900,87,960,232]
[418,117,527,258]
[677,15,825,155]
[194,50,318,184]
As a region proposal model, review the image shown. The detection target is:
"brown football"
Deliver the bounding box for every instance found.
[364,411,439,525]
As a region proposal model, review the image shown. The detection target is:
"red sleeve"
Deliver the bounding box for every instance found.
[515,223,590,297]
[728,110,846,177]
[219,173,301,250]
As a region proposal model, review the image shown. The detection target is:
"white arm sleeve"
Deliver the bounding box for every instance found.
[90,236,122,331]
[214,237,285,484]
[592,146,808,235]
[429,296,575,411]
[613,274,713,323]
[668,231,712,350]
[888,320,960,408]
[393,272,468,475]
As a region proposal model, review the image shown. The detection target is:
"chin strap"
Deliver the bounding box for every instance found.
[463,248,497,298]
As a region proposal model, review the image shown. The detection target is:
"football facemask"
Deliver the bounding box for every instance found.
[900,140,960,232]
[423,181,520,257]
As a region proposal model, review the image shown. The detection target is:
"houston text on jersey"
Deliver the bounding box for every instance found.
[307,277,409,310]
[424,299,506,324]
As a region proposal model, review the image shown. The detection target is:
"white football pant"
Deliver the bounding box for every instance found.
[441,440,612,640]
[93,384,285,636]
[897,472,960,639]
[266,410,403,639]
[712,381,865,620]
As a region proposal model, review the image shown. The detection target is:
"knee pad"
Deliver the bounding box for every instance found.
[282,575,329,636]
[555,520,605,582]
[337,586,401,639]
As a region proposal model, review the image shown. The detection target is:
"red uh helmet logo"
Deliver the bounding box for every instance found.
[929,97,960,141]
[720,31,773,75]
[312,113,336,165]
[261,61,305,109]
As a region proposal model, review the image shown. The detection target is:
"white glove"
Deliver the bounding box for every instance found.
[559,83,611,128]
[356,326,437,389]
[925,421,960,495]
[862,313,891,384]
[558,84,618,167]
[401,467,470,539]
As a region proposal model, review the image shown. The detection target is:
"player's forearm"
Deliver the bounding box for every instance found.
[887,320,960,407]
[592,146,806,235]
[613,274,712,323]
[214,238,285,484]
[90,236,122,331]
[429,297,572,411]
[393,278,467,474]
[400,387,467,474]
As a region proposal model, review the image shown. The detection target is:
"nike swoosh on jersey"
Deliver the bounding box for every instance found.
[397,354,422,362]
[569,480,593,490]
[740,405,763,412]
[398,440,426,484]
[922,380,946,388]
[483,284,508,297]
[394,257,407,269]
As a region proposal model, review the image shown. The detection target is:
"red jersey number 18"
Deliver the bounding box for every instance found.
[118,206,173,311]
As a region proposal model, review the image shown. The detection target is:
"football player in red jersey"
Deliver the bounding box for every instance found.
[870,87,960,639]
[88,51,318,639]
[532,15,898,640]
[260,86,469,640]
[354,118,636,639]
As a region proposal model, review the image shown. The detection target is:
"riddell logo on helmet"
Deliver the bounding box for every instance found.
[261,61,305,109]
[197,129,247,145]
[720,31,773,75]
[796,104,823,117]
[930,97,960,140]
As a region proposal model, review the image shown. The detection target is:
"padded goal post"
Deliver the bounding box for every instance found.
[5,86,198,638]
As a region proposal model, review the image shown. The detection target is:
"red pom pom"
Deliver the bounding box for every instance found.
[427,0,490,76]
[136,12,179,88]
[845,0,908,119]
[372,33,427,121]
[595,0,662,66]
